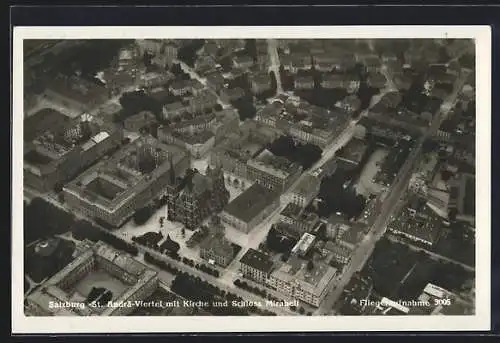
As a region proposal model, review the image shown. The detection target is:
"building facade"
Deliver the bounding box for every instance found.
[289,173,321,207]
[239,248,274,284]
[267,257,337,307]
[24,113,123,192]
[63,137,190,227]
[166,166,230,230]
[199,224,234,267]
[221,183,280,233]
[25,240,159,316]
[247,150,303,193]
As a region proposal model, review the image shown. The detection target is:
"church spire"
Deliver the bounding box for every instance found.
[186,172,194,192]
[169,155,176,185]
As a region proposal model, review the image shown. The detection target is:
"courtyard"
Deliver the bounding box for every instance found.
[354,147,389,196]
[72,269,129,300]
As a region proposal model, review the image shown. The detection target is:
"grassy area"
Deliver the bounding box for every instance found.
[361,237,418,298]
[362,237,474,301]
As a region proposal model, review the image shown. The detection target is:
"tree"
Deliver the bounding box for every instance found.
[24,197,75,243]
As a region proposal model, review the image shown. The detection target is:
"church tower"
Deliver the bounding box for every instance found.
[166,154,178,221]
[169,155,176,185]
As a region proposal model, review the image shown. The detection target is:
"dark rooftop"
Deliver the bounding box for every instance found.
[24,149,54,166]
[223,183,280,223]
[239,248,274,273]
[24,108,70,142]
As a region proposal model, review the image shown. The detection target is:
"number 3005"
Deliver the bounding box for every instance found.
[434,298,451,306]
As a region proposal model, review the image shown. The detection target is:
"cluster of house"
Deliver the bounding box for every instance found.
[255,94,351,148]
[157,108,240,159]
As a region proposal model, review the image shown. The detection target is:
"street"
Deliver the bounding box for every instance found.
[126,239,295,316]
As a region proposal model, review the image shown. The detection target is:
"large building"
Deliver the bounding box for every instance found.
[63,136,190,227]
[279,203,320,237]
[25,240,159,316]
[288,173,321,207]
[239,248,274,284]
[166,165,230,230]
[24,111,123,192]
[158,129,215,159]
[255,98,351,148]
[221,183,280,233]
[267,255,337,307]
[247,149,302,193]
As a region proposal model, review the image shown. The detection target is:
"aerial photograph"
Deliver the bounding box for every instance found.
[22,38,476,317]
